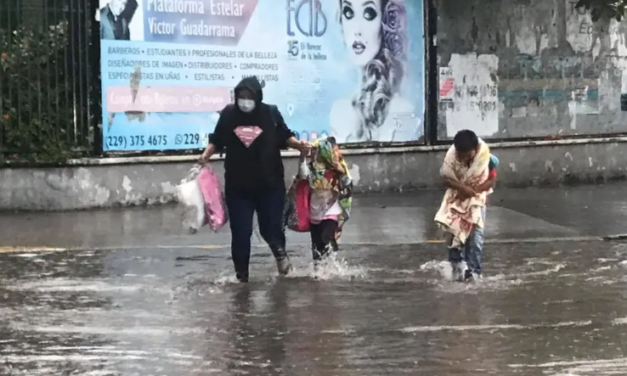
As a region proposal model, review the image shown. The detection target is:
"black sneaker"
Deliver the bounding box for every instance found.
[464,269,474,282]
[276,257,292,276]
[464,270,482,283]
[331,239,339,252]
[320,243,334,259]
[236,272,249,283]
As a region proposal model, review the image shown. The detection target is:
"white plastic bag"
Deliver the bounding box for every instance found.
[176,166,205,233]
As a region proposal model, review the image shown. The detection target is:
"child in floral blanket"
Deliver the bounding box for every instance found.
[298,137,353,264]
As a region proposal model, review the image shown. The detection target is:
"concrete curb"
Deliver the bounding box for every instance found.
[488,236,603,244]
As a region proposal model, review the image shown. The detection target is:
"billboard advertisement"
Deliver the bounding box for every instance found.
[98,0,425,151]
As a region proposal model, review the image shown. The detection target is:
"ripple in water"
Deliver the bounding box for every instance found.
[418,259,527,293]
[290,252,368,281]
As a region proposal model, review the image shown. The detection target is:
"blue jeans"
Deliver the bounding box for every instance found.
[225,187,287,275]
[448,208,486,275]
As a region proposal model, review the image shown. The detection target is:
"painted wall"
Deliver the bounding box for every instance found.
[2,139,627,211]
[436,0,627,139]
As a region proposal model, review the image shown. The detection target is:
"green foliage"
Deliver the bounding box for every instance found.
[0,21,85,164]
[576,0,627,21]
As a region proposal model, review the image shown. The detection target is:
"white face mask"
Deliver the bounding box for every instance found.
[237,99,255,113]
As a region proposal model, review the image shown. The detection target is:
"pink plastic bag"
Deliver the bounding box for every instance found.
[197,165,228,231]
[284,178,311,232]
[294,179,311,232]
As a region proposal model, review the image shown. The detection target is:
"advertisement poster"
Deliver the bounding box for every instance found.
[439,67,454,102]
[99,0,425,151]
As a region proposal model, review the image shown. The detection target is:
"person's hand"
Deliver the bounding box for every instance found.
[334,148,342,159]
[457,185,477,200]
[298,140,311,153]
[197,153,209,166]
[333,161,345,174]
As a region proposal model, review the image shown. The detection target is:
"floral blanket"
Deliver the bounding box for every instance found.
[434,139,490,248]
[308,138,352,238]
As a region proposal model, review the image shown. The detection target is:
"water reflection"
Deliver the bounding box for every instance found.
[2,242,627,375]
[223,284,289,373]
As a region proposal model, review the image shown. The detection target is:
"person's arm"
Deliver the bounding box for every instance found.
[476,169,497,192]
[100,15,114,40]
[475,178,495,193]
[332,157,346,174]
[444,177,476,199]
[444,177,470,192]
[199,107,228,163]
[286,136,307,151]
[123,21,131,40]
[199,143,220,165]
[333,162,346,174]
[440,157,465,192]
[273,107,309,152]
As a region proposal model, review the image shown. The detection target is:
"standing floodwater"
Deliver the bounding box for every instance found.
[1,240,627,376]
[3,186,627,375]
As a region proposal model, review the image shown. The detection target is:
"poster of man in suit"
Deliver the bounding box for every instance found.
[100,0,134,40]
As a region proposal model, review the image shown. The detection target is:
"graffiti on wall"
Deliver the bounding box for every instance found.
[439,67,455,102]
[437,0,627,139]
[439,54,499,138]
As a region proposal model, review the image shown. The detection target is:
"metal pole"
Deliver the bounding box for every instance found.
[89,0,102,156]
[424,0,438,145]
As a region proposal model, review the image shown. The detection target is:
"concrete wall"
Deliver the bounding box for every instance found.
[436,0,627,140]
[2,138,627,211]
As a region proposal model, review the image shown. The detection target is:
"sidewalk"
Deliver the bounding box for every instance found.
[0,183,624,250]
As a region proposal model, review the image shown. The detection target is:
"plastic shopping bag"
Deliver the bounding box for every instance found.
[283,178,311,232]
[197,165,228,231]
[176,166,205,233]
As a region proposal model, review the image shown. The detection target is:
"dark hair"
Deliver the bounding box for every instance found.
[327,136,337,146]
[453,130,479,153]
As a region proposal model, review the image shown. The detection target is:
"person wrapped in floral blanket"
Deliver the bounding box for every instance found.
[434,130,498,282]
[298,137,353,266]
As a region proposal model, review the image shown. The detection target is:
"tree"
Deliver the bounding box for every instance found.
[0,22,80,163]
[576,0,627,21]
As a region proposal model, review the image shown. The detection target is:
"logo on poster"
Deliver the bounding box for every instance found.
[287,0,327,37]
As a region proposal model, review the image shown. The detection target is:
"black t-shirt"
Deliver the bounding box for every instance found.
[211,103,294,196]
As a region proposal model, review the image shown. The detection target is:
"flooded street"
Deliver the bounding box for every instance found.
[2,242,627,375]
[2,186,627,375]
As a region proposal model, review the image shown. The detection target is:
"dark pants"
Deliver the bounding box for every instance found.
[225,187,286,275]
[448,207,486,275]
[310,220,339,261]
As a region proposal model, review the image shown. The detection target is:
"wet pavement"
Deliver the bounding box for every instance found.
[2,183,626,250]
[2,184,627,375]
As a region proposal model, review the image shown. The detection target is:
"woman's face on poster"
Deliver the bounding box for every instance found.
[340,0,382,67]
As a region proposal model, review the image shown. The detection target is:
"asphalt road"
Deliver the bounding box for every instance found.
[2,184,627,375]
